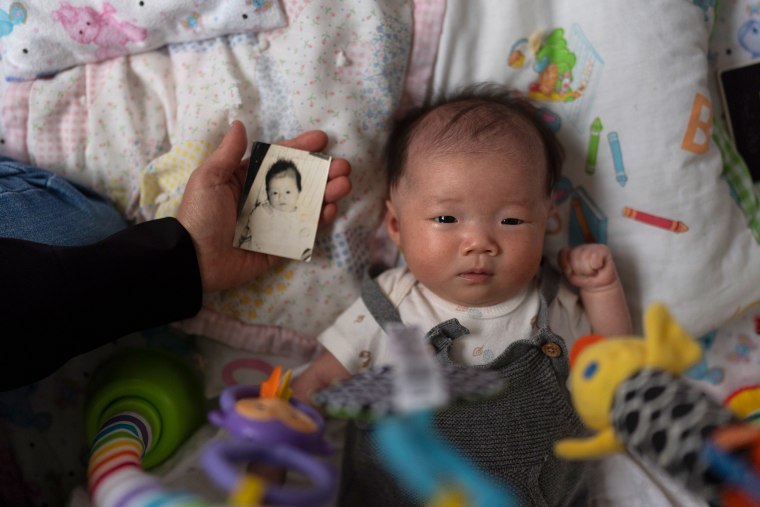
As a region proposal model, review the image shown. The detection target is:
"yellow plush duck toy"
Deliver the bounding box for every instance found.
[555,303,760,507]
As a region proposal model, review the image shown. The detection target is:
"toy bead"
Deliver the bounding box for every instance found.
[203,368,337,506]
[201,440,336,506]
[208,383,332,455]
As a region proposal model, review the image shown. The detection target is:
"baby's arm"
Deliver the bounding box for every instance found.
[292,349,351,405]
[557,244,632,336]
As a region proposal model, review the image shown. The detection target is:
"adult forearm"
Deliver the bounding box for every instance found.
[0,218,203,390]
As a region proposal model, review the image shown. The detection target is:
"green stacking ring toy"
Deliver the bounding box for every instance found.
[84,347,205,469]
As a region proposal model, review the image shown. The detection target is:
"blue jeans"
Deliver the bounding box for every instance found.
[0,157,126,245]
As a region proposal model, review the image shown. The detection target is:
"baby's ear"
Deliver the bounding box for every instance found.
[384,200,401,246]
[546,196,556,213]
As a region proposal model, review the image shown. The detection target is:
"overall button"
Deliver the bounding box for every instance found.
[541,342,562,357]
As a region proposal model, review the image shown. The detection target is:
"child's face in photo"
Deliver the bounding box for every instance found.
[386,139,552,308]
[267,172,300,213]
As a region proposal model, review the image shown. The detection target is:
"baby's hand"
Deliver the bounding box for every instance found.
[558,244,620,292]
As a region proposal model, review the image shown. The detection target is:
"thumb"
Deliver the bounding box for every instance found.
[203,121,249,182]
[589,251,605,271]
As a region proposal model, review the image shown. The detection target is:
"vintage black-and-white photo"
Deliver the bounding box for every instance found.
[234,142,331,261]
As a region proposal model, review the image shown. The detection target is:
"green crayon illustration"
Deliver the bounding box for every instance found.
[585,116,603,174]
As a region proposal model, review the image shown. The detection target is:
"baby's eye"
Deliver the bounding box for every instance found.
[433,216,457,224]
[501,218,524,225]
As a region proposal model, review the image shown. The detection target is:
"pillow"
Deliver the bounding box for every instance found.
[430,0,760,338]
[0,0,287,81]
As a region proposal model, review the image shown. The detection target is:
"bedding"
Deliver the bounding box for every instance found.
[0,0,413,347]
[1,0,760,506]
[0,0,287,81]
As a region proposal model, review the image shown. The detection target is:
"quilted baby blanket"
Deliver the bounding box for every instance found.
[0,0,287,81]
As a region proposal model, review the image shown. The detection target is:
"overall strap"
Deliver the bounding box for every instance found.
[536,260,561,330]
[427,319,470,357]
[360,272,404,330]
[360,272,470,358]
[532,261,570,379]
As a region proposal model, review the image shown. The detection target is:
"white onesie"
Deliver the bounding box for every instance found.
[319,265,591,374]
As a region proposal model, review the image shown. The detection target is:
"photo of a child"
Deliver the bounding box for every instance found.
[234,143,331,261]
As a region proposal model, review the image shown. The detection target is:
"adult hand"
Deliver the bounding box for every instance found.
[176,121,351,293]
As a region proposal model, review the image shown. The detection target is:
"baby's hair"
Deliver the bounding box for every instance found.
[266,158,302,193]
[385,82,564,196]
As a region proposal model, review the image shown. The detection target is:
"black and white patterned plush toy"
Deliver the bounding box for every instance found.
[555,304,760,506]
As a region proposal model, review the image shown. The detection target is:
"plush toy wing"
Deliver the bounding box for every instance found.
[554,427,624,459]
[643,303,702,373]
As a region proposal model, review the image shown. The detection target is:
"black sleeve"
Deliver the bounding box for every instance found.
[0,217,203,391]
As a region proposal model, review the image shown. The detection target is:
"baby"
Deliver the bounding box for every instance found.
[237,159,312,260]
[263,158,301,212]
[293,83,632,506]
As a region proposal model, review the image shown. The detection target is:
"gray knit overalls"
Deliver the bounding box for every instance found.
[337,264,590,506]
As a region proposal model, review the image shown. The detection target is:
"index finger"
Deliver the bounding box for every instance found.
[276,130,329,153]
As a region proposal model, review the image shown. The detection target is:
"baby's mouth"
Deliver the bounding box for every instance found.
[459,270,493,282]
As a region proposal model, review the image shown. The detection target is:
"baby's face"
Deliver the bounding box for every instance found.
[386,145,552,307]
[268,174,299,212]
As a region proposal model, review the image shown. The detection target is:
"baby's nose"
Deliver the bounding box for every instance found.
[461,227,499,255]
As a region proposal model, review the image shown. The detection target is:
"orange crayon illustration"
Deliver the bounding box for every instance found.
[572,196,596,243]
[622,206,689,233]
